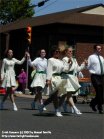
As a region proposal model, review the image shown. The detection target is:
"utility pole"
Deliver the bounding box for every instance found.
[24,0,49,94]
[25,26,32,94]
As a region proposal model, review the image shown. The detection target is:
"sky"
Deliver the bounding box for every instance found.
[31,0,104,17]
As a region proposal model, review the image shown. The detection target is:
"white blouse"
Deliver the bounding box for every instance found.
[1,57,25,87]
[46,58,64,80]
[28,57,47,71]
[63,57,85,75]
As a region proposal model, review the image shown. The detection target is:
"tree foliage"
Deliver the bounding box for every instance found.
[0,0,34,24]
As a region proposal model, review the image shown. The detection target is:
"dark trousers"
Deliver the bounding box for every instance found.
[91,74,104,111]
[44,91,59,109]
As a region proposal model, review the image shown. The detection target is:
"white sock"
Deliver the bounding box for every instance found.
[13,103,17,108]
[71,107,74,113]
[13,103,16,106]
[13,103,18,111]
[73,105,79,112]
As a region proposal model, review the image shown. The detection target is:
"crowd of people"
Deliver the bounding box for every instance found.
[0,44,104,116]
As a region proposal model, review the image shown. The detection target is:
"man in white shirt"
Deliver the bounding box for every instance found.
[87,44,104,114]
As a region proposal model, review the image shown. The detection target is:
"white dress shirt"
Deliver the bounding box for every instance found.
[87,53,104,75]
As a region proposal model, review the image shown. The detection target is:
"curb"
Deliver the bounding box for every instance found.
[14,93,49,99]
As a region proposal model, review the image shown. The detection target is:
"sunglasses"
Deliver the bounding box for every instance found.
[55,50,60,53]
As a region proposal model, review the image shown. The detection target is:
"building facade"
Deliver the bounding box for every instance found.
[0,4,104,77]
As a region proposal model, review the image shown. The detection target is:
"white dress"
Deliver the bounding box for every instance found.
[46,57,67,96]
[61,57,85,94]
[28,57,47,88]
[1,57,25,88]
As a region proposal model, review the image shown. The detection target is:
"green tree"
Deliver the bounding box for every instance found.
[0,0,34,24]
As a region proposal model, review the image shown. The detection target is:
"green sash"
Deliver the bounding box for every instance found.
[36,71,46,74]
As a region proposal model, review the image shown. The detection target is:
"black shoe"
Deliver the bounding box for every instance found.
[99,110,104,114]
[89,104,97,112]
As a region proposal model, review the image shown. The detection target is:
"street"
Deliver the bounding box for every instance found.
[0,96,104,139]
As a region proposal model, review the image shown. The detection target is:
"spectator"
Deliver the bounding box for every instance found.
[17,68,27,93]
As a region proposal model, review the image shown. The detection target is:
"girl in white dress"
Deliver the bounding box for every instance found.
[62,46,87,114]
[0,49,26,111]
[27,49,47,110]
[38,45,69,117]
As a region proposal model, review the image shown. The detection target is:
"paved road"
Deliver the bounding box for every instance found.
[0,96,104,139]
